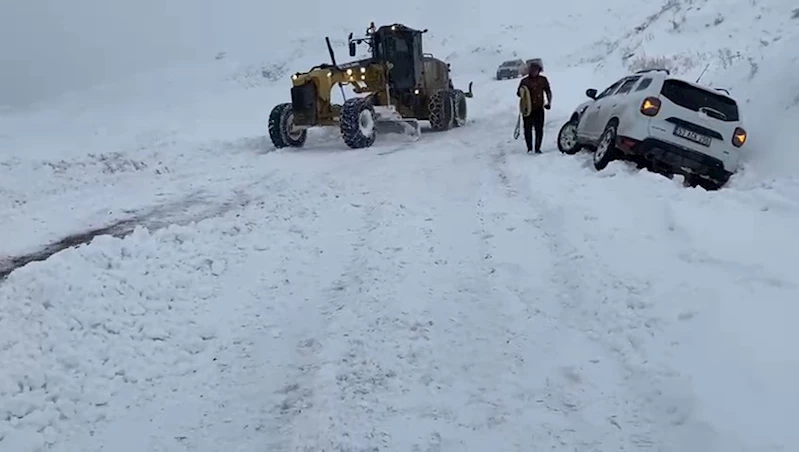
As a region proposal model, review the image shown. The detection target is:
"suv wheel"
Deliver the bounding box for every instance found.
[557,119,582,154]
[593,123,619,170]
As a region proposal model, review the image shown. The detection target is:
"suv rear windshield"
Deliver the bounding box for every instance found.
[660,79,739,121]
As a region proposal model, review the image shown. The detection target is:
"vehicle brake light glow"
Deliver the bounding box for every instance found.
[640,97,661,116]
[732,127,747,147]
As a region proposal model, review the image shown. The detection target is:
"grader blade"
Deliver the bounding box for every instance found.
[373,105,421,140]
[374,119,421,139]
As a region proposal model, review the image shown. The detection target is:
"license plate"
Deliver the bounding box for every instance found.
[673,126,711,147]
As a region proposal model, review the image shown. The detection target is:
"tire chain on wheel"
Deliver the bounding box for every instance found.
[429,89,454,131]
[268,103,307,148]
[452,89,468,127]
[340,97,377,149]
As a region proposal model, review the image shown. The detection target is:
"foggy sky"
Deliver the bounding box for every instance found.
[0,0,455,107]
[0,0,292,106]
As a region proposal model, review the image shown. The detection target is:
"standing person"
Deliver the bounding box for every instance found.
[517,60,552,153]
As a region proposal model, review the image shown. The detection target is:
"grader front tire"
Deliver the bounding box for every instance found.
[268,103,307,148]
[340,97,377,149]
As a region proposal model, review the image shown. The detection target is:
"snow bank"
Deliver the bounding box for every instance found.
[728,34,799,179]
[0,223,235,450]
[0,155,369,450]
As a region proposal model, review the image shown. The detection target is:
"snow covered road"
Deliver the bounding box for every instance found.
[4,0,799,448]
[4,93,798,451]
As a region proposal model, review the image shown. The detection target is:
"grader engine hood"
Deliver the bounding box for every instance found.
[289,58,382,89]
[287,58,387,128]
[339,59,380,84]
[339,58,377,71]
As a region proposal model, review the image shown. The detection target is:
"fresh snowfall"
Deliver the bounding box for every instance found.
[1,0,798,451]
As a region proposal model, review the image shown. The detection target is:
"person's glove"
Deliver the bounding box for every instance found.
[544,103,551,110]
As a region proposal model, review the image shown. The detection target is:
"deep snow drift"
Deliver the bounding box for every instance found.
[1,0,798,450]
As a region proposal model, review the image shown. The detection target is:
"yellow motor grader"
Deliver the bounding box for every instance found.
[268,23,473,149]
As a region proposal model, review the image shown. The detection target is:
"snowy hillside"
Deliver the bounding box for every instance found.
[2,0,799,450]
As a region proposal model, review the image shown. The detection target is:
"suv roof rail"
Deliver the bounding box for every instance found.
[715,87,730,95]
[635,68,670,75]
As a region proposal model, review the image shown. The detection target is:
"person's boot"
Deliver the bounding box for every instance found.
[535,149,542,154]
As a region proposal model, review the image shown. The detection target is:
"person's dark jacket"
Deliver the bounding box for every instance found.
[517,74,552,111]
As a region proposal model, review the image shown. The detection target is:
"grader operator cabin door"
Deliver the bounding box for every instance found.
[381,33,416,92]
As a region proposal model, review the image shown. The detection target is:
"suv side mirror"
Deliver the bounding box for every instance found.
[586,88,597,99]
[348,33,356,56]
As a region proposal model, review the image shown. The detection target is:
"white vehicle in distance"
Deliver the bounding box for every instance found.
[557,68,747,189]
[495,59,526,80]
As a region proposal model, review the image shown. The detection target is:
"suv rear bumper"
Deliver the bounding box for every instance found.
[618,136,733,183]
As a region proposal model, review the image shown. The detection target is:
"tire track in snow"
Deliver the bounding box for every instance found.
[35,173,355,452]
[273,125,652,449]
[132,173,380,452]
[488,141,721,449]
[434,127,644,449]
[338,145,562,449]
[267,172,417,450]
[0,180,265,280]
[297,113,662,449]
[265,140,563,449]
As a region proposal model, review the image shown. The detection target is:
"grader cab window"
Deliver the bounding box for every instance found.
[374,32,412,60]
[374,31,419,91]
[386,35,410,55]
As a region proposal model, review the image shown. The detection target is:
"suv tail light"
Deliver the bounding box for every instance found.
[732,127,747,147]
[640,97,661,116]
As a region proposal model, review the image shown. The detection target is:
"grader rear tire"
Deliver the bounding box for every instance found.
[429,90,454,131]
[452,89,468,127]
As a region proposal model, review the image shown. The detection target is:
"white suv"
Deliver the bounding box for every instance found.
[557,68,747,189]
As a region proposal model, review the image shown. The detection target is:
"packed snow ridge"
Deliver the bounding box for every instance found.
[1,0,798,451]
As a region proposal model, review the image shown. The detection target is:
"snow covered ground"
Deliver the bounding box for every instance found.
[2,0,799,450]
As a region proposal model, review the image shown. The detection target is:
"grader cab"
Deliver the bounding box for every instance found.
[268,23,473,149]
